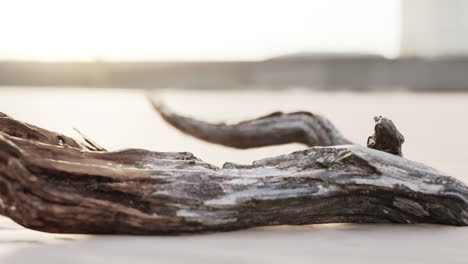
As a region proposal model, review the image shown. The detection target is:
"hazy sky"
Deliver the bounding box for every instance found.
[0,0,400,61]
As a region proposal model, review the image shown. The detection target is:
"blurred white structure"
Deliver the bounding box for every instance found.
[401,0,468,57]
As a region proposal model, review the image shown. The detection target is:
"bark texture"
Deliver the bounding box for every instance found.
[0,112,466,234]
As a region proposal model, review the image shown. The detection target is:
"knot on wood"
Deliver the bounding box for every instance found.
[367,116,405,156]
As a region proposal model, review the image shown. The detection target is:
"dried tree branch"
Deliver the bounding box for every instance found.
[151,100,352,149]
[0,113,466,234]
[152,101,406,156]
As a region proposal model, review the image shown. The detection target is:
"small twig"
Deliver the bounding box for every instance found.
[73,127,107,152]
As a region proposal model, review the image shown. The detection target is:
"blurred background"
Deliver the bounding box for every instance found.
[0,0,467,181]
[1,2,468,263]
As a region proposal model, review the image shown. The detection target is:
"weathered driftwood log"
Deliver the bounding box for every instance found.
[0,112,466,234]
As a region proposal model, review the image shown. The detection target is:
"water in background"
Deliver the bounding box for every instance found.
[0,87,467,182]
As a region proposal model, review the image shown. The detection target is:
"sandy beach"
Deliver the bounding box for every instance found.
[0,87,467,263]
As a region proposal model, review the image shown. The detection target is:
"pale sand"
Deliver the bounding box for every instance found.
[0,87,467,263]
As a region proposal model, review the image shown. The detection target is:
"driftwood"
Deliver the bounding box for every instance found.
[0,109,466,235]
[152,102,404,156]
[152,102,352,149]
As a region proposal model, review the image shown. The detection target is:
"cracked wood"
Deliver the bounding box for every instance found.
[0,112,466,234]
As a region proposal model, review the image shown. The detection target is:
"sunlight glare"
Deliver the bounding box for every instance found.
[0,0,400,61]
